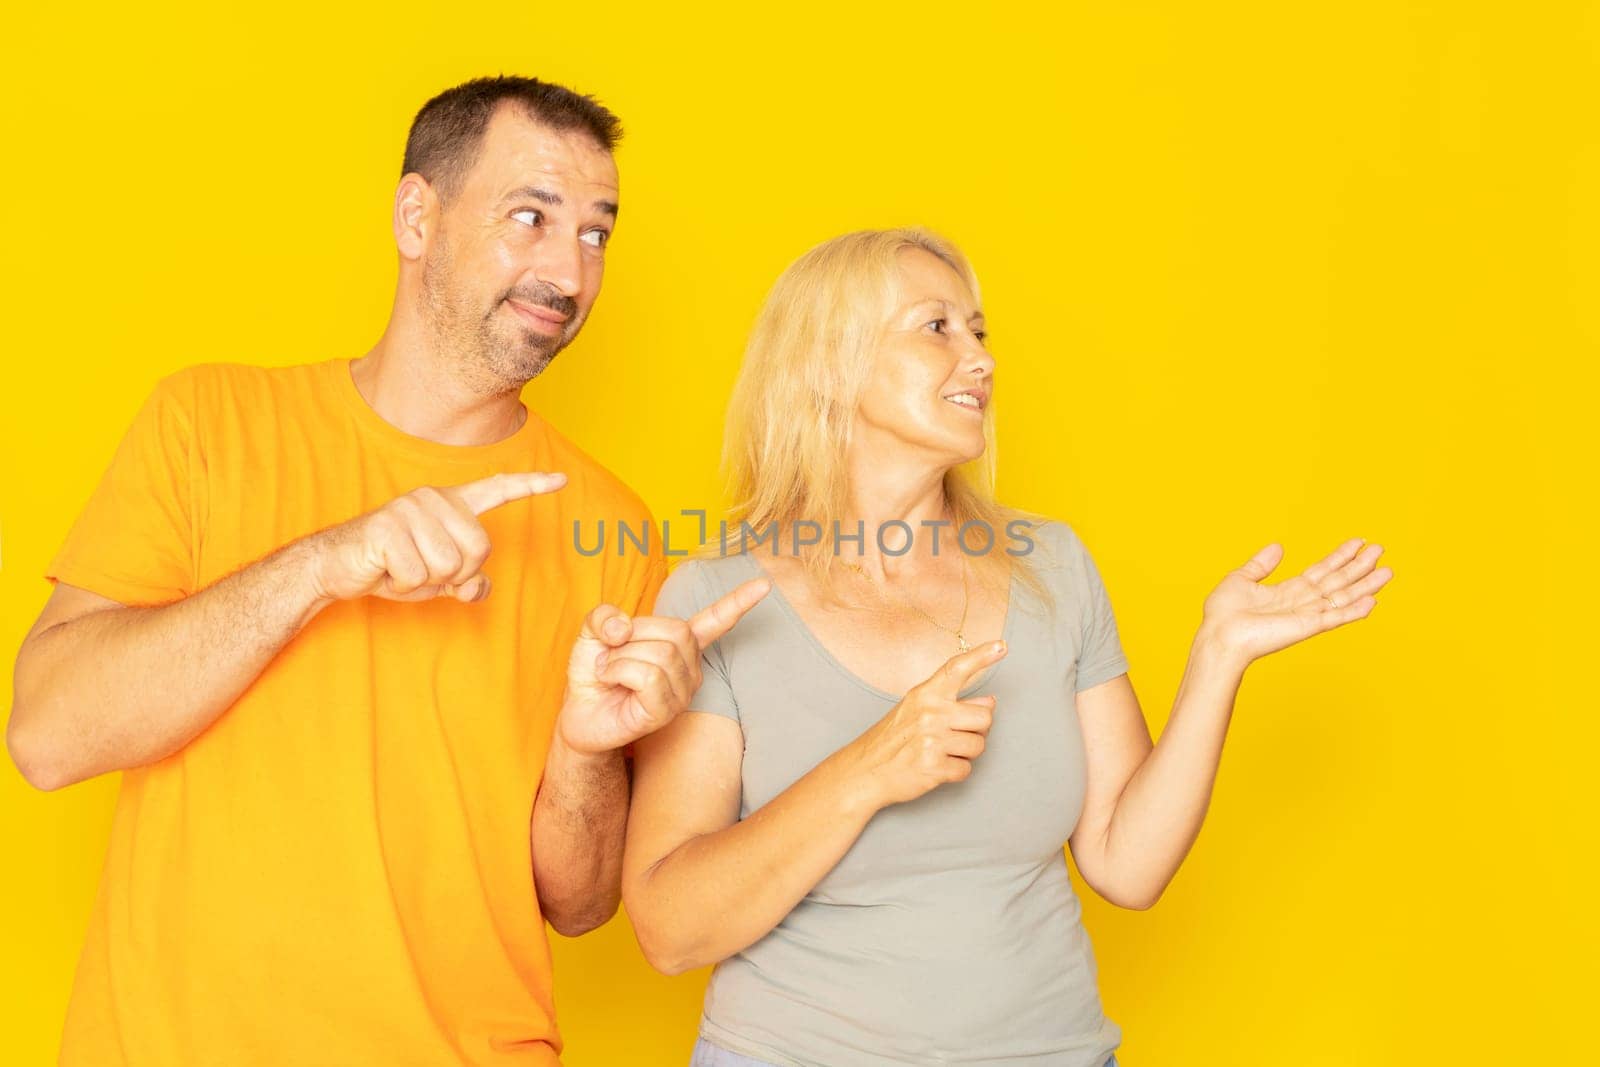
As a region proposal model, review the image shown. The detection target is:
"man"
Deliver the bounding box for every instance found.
[7,76,766,1064]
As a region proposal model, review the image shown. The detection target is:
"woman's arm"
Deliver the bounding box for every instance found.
[1066,638,1244,911]
[1068,537,1391,910]
[622,640,1007,975]
[623,712,878,974]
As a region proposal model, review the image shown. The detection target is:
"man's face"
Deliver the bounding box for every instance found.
[419,104,619,388]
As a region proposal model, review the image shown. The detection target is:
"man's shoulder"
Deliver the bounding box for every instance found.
[150,359,336,412]
[533,414,654,523]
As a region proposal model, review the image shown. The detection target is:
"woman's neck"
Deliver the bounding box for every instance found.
[841,452,956,582]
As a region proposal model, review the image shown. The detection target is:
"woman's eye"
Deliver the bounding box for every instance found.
[926,318,947,334]
[511,209,542,227]
[580,229,610,248]
[974,329,988,342]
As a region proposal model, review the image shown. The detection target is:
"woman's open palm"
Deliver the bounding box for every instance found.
[1201,537,1393,664]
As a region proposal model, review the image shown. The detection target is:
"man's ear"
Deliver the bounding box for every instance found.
[394,173,437,262]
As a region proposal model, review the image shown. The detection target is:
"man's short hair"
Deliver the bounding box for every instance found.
[402,75,623,204]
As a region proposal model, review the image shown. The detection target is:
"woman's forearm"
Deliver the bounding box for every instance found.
[627,746,882,975]
[1097,626,1249,908]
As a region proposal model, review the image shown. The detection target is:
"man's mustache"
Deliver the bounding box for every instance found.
[498,285,578,321]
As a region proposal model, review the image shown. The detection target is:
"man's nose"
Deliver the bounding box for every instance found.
[532,235,583,298]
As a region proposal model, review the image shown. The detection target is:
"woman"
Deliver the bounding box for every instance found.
[621,228,1391,1067]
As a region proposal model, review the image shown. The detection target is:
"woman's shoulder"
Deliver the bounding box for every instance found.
[997,511,1081,563]
[997,511,1114,598]
[652,551,764,619]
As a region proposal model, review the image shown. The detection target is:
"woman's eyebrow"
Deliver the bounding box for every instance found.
[902,297,985,322]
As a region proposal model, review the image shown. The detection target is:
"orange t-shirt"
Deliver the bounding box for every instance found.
[45,359,667,1065]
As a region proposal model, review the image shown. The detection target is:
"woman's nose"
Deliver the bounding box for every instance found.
[962,334,995,376]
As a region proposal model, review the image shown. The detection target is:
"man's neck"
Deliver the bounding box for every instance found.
[350,337,528,447]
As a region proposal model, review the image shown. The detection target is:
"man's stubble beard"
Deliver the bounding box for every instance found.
[419,237,578,392]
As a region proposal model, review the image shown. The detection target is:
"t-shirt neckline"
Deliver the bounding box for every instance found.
[735,550,1017,703]
[328,357,543,464]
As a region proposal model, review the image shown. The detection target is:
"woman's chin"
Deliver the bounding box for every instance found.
[949,437,988,469]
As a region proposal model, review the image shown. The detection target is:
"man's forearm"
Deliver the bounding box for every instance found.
[531,727,630,937]
[8,537,332,790]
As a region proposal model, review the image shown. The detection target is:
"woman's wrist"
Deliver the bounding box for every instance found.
[819,742,888,823]
[1192,620,1252,678]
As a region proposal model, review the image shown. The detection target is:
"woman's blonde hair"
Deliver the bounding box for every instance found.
[708,226,1052,609]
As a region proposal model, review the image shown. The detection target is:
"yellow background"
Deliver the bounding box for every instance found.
[2,2,1594,1062]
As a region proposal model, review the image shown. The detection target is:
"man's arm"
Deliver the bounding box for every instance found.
[528,579,770,938]
[7,472,565,791]
[530,731,629,937]
[8,541,329,790]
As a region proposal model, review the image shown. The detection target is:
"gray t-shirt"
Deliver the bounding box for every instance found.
[650,519,1130,1067]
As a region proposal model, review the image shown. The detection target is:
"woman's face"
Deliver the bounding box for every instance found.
[854,246,995,469]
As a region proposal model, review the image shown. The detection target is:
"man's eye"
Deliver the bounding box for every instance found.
[580,229,610,248]
[511,209,542,227]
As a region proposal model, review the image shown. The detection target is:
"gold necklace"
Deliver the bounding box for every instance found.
[844,556,972,653]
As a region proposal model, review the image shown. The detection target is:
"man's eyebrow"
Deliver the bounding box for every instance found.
[498,187,617,220]
[500,185,563,207]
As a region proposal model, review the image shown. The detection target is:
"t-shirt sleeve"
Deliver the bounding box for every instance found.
[45,371,199,605]
[618,515,669,619]
[1067,525,1131,693]
[651,561,741,723]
